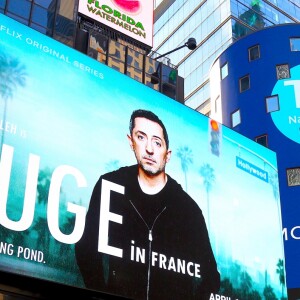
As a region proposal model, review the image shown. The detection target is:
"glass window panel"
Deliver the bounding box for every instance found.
[55,14,75,38]
[126,66,143,83]
[87,48,107,64]
[162,82,176,99]
[221,63,228,79]
[30,22,49,35]
[255,135,268,147]
[145,56,160,75]
[127,48,143,70]
[53,33,73,47]
[31,5,50,27]
[290,38,300,51]
[161,63,177,85]
[7,0,31,19]
[239,75,250,92]
[249,45,260,61]
[266,95,279,112]
[232,109,241,127]
[58,0,75,19]
[108,40,126,61]
[232,19,254,39]
[34,0,54,8]
[6,12,28,25]
[107,57,125,73]
[89,33,108,55]
[0,0,5,10]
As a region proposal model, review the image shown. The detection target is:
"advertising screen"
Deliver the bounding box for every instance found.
[0,14,286,299]
[78,0,153,48]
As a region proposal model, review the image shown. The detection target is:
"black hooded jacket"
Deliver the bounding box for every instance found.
[75,165,220,300]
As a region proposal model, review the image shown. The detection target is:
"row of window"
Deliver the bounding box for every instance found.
[0,0,76,46]
[220,37,300,129]
[219,36,300,187]
[87,31,179,99]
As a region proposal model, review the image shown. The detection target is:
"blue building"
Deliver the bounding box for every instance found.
[209,23,300,299]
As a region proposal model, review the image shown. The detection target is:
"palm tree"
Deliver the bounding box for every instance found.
[32,216,50,250]
[0,51,27,150]
[176,145,193,192]
[240,271,253,299]
[37,168,53,205]
[276,258,285,300]
[263,285,277,300]
[199,163,215,232]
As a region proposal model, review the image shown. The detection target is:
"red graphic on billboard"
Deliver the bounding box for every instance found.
[111,0,141,13]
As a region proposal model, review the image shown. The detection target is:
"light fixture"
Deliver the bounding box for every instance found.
[150,38,197,84]
[154,38,197,60]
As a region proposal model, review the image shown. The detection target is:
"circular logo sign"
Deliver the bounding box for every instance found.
[271,65,300,144]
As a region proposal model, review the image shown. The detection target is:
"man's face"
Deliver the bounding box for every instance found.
[128,117,171,176]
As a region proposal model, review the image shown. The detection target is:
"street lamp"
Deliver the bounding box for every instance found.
[154,38,197,60]
[151,38,197,84]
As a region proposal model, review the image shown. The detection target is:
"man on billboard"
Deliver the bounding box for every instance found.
[75,109,220,299]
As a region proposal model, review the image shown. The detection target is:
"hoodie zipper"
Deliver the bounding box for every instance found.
[129,200,166,300]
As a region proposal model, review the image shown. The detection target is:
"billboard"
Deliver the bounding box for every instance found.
[78,0,154,48]
[0,13,286,299]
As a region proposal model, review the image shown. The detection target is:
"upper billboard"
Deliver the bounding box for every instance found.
[78,0,154,47]
[0,13,286,300]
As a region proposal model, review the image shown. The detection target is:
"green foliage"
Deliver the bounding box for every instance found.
[219,260,284,299]
[199,163,215,193]
[176,145,193,192]
[0,51,27,100]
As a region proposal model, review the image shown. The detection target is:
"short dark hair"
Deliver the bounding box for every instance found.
[129,109,169,149]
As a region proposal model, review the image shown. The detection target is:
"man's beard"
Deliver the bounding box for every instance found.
[139,159,165,176]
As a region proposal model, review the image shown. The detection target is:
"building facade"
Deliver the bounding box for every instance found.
[209,23,300,299]
[153,0,300,115]
[0,0,184,102]
[0,0,77,47]
[1,0,300,114]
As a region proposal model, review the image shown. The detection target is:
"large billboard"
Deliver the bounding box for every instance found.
[78,0,153,48]
[0,13,286,299]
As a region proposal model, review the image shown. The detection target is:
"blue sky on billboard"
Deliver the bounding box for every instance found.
[0,13,286,298]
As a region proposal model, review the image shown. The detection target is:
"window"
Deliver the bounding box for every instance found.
[290,37,300,51]
[276,64,290,79]
[239,75,250,92]
[255,134,268,147]
[0,0,4,10]
[287,168,300,186]
[248,45,260,61]
[266,95,279,113]
[7,0,31,19]
[231,109,241,127]
[221,63,228,80]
